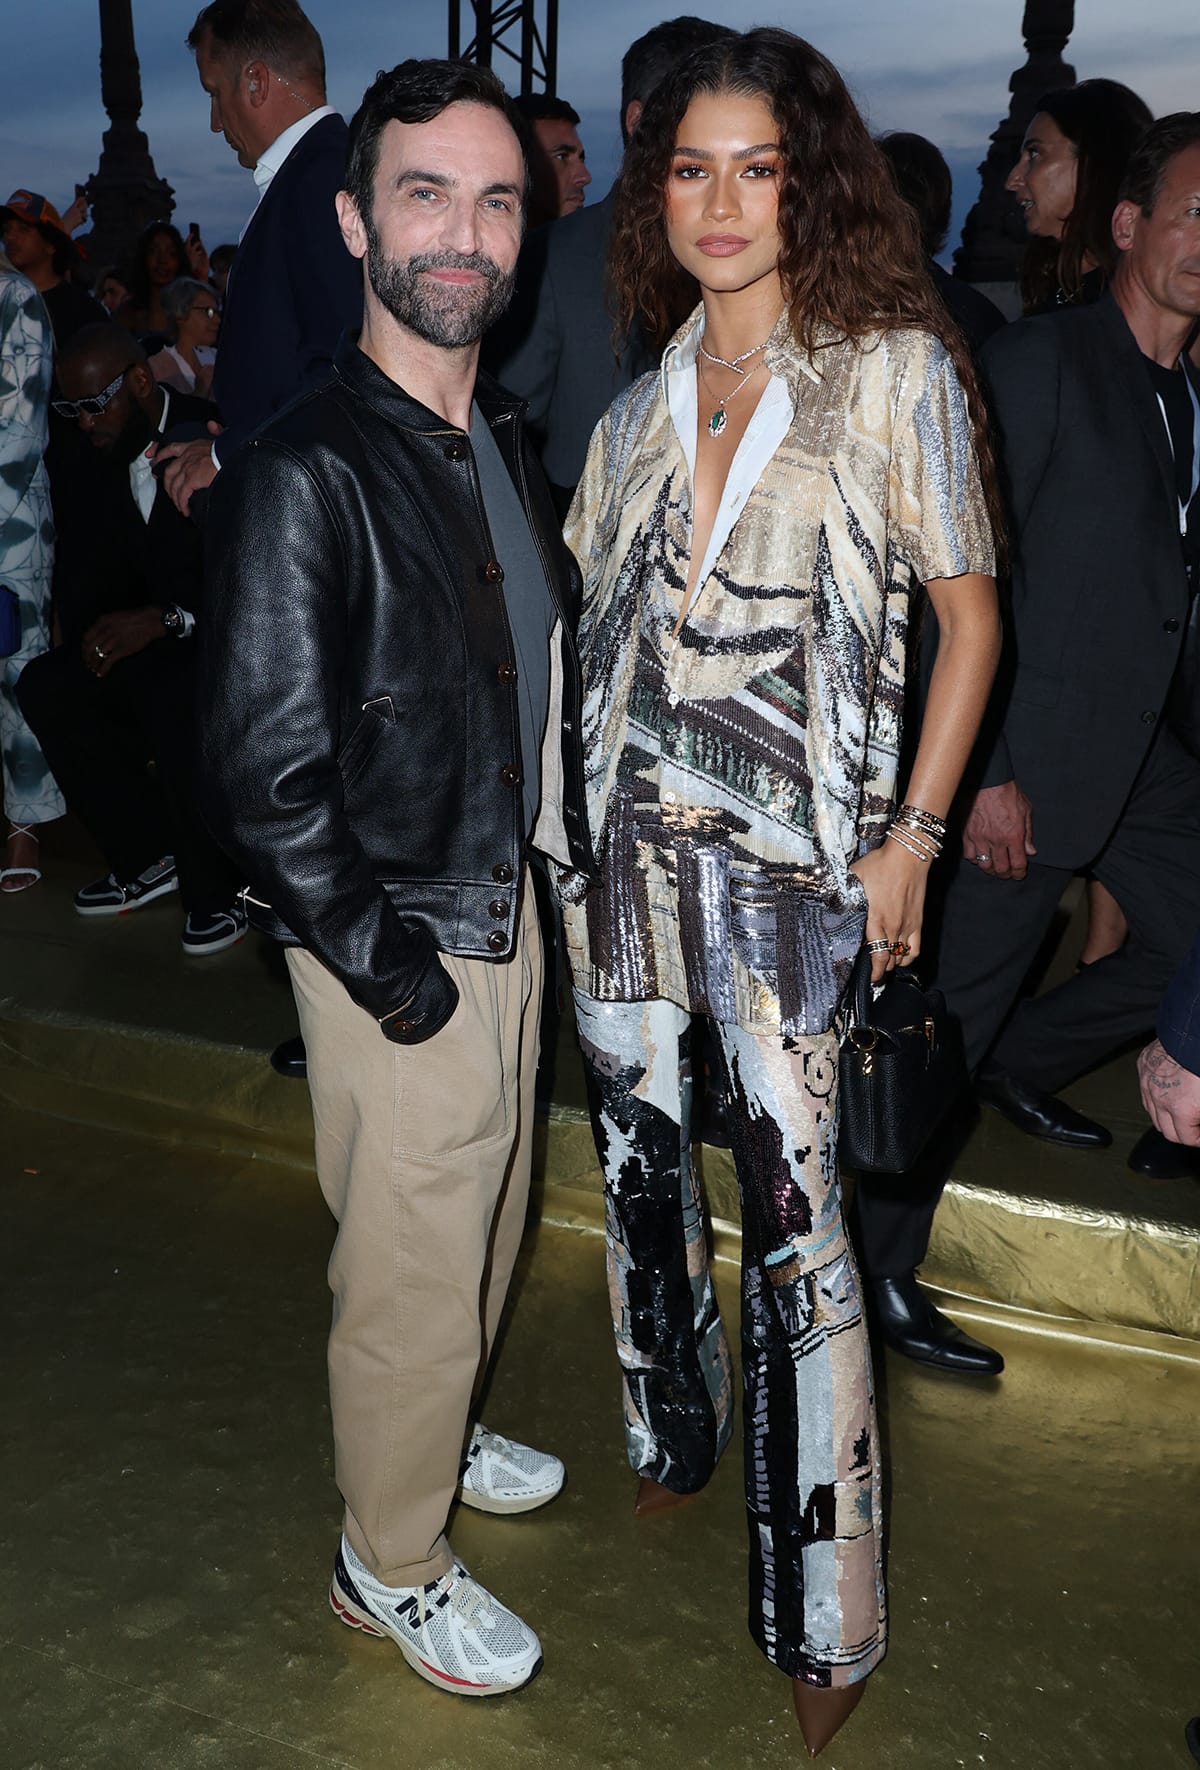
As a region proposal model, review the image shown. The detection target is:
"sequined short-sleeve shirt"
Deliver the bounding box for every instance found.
[559,307,995,1037]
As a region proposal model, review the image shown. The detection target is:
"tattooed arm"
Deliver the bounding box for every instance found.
[1137,1040,1200,1147]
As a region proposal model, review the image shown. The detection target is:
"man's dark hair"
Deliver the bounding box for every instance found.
[344,59,530,221]
[186,0,325,88]
[209,242,237,276]
[58,322,147,380]
[620,16,737,141]
[877,131,952,258]
[513,94,581,128]
[1119,110,1200,214]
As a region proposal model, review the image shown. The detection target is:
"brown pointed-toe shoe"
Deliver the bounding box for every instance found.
[791,1676,865,1758]
[633,1475,700,1518]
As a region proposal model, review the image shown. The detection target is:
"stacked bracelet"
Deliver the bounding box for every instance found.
[885,803,946,864]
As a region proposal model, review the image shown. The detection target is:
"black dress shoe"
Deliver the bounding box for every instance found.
[975,1067,1111,1148]
[870,1274,1005,1376]
[270,1035,307,1079]
[1185,1716,1200,1764]
[1127,1127,1200,1180]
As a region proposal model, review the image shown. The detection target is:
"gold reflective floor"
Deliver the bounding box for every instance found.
[2,1104,1197,1770]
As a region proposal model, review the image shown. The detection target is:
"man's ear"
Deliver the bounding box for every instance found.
[623,98,643,143]
[245,59,269,105]
[126,361,155,403]
[335,189,369,263]
[1111,198,1138,256]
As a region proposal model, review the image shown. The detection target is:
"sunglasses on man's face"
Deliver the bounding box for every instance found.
[52,368,128,420]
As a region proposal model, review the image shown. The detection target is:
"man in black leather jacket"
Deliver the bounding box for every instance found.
[200,59,595,1698]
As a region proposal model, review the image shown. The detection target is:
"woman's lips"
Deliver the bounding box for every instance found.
[696,235,749,257]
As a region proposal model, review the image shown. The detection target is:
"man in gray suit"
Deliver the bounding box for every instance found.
[856,112,1200,1372]
[487,15,734,516]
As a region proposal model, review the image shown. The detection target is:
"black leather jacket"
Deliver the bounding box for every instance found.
[200,335,596,1039]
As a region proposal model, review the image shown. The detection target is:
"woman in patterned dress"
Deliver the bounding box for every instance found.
[0,249,65,889]
[558,29,1002,1755]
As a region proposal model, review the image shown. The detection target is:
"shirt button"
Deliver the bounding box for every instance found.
[1141,710,1157,725]
[488,898,508,919]
[492,862,514,884]
[1164,618,1181,633]
[484,560,504,584]
[497,662,517,684]
[501,764,521,787]
[444,440,466,461]
[663,791,676,805]
[486,930,507,953]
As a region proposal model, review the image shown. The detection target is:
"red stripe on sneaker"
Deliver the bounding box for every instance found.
[415,1653,492,1689]
[330,1590,384,1636]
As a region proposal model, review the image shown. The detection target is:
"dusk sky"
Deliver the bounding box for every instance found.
[3,2,1196,260]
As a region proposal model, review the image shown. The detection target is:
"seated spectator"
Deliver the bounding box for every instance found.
[208,243,236,304]
[149,278,220,398]
[876,132,1006,357]
[16,323,245,955]
[94,263,132,315]
[513,94,591,225]
[0,247,66,892]
[116,221,205,343]
[0,190,104,347]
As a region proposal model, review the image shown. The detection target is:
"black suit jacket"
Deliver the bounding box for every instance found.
[485,189,656,493]
[55,389,215,646]
[212,113,361,465]
[977,294,1194,868]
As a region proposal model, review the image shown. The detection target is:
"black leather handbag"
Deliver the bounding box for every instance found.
[837,948,967,1173]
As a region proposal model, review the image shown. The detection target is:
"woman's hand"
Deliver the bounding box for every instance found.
[849,842,930,981]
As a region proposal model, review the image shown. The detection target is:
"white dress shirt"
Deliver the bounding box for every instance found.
[240,104,337,241]
[661,315,794,595]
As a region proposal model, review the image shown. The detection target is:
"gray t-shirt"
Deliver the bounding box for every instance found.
[470,405,554,836]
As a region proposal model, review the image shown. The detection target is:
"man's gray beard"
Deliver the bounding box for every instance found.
[364,218,515,349]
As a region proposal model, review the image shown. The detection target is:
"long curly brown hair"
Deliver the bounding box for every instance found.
[609,27,1006,561]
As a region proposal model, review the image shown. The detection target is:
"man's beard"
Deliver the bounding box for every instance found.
[363,213,516,349]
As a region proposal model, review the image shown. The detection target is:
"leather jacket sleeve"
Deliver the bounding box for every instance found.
[199,437,457,1039]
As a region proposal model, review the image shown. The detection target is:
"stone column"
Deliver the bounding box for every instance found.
[953,1,1075,301]
[85,0,175,274]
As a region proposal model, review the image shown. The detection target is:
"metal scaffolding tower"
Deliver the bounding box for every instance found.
[448,0,558,96]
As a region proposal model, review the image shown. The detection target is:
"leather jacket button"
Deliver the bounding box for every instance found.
[484,560,504,584]
[444,440,466,461]
[1164,618,1181,633]
[1141,709,1157,725]
[492,862,514,884]
[497,662,517,684]
[501,764,521,787]
[488,898,508,919]
[486,930,507,953]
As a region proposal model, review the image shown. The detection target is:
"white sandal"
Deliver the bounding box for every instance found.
[1,822,42,892]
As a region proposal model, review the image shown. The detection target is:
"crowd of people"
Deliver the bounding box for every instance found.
[2,0,1199,1758]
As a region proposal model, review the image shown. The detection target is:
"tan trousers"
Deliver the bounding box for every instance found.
[286,874,543,1588]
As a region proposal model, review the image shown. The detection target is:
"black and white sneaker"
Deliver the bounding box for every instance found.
[74,856,178,917]
[329,1537,543,1697]
[181,904,248,956]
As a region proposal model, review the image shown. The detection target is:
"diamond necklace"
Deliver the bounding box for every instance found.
[698,354,765,438]
[698,336,769,373]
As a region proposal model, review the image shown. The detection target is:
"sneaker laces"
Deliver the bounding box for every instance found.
[421,1566,492,1632]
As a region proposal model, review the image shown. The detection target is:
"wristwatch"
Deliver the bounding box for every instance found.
[161,605,187,637]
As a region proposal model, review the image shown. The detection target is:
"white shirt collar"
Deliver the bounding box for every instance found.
[253,104,337,195]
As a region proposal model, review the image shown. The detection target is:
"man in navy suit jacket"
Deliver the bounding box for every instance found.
[159,0,360,514]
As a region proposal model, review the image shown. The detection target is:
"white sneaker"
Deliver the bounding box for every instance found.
[457,1424,566,1515]
[329,1537,542,1697]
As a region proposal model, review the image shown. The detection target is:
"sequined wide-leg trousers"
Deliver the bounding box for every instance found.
[574,991,887,1686]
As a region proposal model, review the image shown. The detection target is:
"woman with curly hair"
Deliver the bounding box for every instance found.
[1005,77,1153,315]
[559,28,1001,1753]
